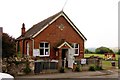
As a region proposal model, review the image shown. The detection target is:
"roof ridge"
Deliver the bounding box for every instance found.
[17,11,63,39]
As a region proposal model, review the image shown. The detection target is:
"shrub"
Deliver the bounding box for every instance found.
[59,67,65,73]
[14,61,25,65]
[89,65,96,71]
[23,62,31,74]
[23,66,31,74]
[95,66,103,70]
[75,65,82,72]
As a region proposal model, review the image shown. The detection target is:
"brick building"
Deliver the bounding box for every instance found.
[16,11,87,68]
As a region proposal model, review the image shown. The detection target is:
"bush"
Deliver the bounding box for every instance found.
[75,65,82,72]
[23,62,31,74]
[89,65,103,71]
[95,66,103,70]
[14,61,25,65]
[23,66,31,74]
[89,65,96,71]
[59,67,65,73]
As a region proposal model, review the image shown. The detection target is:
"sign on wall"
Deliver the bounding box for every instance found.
[81,59,86,64]
[33,49,40,56]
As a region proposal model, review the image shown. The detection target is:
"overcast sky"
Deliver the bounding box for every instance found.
[0,0,119,48]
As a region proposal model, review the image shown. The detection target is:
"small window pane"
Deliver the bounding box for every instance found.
[40,43,44,47]
[75,44,78,48]
[75,49,78,54]
[45,43,49,48]
[40,49,44,55]
[45,49,49,55]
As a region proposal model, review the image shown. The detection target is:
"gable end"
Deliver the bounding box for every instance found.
[32,11,87,41]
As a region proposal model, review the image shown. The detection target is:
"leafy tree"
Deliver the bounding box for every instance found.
[95,46,113,54]
[2,33,16,58]
[85,49,95,54]
[117,49,120,55]
[85,49,89,54]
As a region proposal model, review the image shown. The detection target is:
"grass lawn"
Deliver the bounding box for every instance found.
[102,60,118,69]
[84,53,104,58]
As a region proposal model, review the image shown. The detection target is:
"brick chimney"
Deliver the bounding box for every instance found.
[21,23,25,36]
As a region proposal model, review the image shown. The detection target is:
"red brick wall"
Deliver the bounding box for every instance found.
[33,16,84,59]
[17,16,85,59]
[17,39,33,56]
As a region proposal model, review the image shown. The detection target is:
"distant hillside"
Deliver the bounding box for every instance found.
[86,47,118,53]
[87,48,96,52]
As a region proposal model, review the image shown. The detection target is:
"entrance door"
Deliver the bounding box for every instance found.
[62,49,68,68]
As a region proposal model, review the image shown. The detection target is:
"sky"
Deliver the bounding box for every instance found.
[0,0,119,48]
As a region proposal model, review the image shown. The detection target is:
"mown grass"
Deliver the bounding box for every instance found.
[84,53,104,58]
[102,60,118,69]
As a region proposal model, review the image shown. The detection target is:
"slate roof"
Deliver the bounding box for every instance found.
[17,11,61,40]
[17,11,87,40]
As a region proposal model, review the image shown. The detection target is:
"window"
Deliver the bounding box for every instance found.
[39,42,50,56]
[72,43,79,56]
[26,42,30,56]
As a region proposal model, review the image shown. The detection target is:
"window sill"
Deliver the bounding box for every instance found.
[39,55,50,57]
[74,54,79,56]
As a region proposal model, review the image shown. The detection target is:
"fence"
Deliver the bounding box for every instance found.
[74,57,102,71]
[34,60,58,73]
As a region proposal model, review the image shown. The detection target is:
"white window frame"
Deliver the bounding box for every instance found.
[72,43,79,56]
[39,42,50,57]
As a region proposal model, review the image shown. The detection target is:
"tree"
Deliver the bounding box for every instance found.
[95,46,113,54]
[2,33,16,58]
[85,49,89,54]
[85,49,94,54]
[117,49,120,55]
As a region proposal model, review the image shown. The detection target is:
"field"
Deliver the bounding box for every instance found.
[84,53,119,69]
[84,53,104,58]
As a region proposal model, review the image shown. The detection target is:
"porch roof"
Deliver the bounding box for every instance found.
[57,41,72,49]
